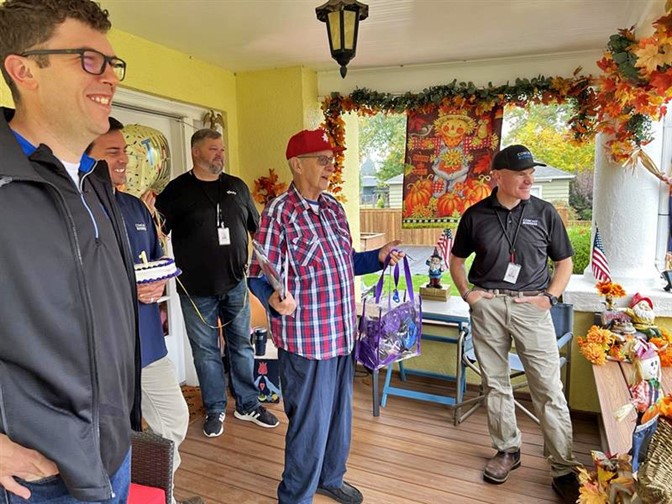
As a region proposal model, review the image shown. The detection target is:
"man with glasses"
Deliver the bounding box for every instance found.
[155,129,280,439]
[249,129,402,504]
[0,1,138,502]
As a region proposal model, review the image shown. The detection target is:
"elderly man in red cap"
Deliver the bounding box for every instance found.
[249,129,402,504]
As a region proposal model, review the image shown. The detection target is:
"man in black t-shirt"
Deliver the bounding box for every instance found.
[449,145,581,504]
[156,129,279,438]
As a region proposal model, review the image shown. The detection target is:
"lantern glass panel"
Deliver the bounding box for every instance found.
[343,10,356,49]
[328,11,341,50]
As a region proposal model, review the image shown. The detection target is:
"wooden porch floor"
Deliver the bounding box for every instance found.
[175,373,599,504]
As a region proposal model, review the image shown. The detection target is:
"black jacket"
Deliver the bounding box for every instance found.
[0,108,141,501]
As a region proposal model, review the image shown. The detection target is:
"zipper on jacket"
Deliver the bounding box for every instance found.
[78,167,100,241]
[40,178,111,497]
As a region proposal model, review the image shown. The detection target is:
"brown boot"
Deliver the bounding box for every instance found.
[483,450,521,484]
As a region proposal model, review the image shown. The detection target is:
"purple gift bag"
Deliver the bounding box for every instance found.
[355,254,422,371]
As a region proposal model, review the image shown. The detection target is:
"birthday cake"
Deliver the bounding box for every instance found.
[134,258,181,284]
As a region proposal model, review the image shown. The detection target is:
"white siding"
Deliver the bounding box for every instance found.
[537,179,570,204]
[389,183,403,208]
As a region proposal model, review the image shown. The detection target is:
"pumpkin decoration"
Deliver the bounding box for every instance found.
[436,192,461,217]
[404,179,432,214]
[465,177,492,203]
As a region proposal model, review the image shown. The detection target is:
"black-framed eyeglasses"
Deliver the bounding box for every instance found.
[19,48,126,81]
[297,155,335,166]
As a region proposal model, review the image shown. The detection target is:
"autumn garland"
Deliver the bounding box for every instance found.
[320,9,672,196]
[321,74,595,198]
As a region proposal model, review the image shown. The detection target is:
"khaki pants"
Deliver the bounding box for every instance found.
[141,355,191,504]
[469,295,579,477]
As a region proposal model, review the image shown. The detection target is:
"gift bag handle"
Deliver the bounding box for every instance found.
[374,252,413,304]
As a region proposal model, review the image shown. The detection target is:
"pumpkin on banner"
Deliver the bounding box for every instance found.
[402,105,502,228]
[122,124,171,199]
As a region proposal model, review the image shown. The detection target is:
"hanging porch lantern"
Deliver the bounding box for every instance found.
[315,0,369,78]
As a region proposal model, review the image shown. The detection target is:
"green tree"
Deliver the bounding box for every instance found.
[504,103,594,173]
[359,113,406,183]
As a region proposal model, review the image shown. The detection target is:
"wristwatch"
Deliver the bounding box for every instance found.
[543,292,558,306]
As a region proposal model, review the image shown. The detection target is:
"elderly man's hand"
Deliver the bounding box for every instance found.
[378,240,404,265]
[269,290,297,316]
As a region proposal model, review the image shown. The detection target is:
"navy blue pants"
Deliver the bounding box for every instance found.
[277,350,354,504]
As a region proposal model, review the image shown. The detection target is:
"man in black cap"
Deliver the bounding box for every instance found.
[449,145,581,503]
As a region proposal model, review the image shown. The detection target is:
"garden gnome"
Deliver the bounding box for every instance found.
[625,293,662,338]
[426,249,445,288]
[614,340,663,474]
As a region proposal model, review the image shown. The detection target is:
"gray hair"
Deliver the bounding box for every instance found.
[191,128,222,148]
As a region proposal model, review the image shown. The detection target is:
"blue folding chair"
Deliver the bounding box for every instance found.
[454,302,573,425]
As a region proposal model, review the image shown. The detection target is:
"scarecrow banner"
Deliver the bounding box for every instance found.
[402,106,503,228]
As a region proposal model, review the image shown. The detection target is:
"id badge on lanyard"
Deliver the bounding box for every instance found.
[504,261,521,284]
[496,206,525,284]
[216,203,231,246]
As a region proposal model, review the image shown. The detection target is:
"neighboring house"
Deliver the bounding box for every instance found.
[385,174,404,208]
[385,165,574,208]
[529,164,575,203]
[360,158,390,206]
[360,174,379,205]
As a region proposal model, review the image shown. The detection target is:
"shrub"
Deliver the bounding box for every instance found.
[568,225,591,274]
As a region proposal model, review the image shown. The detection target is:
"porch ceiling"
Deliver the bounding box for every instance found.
[102,0,650,74]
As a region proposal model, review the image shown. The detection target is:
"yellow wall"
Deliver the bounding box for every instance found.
[0,83,10,107]
[107,29,241,174]
[0,29,241,173]
[236,66,309,192]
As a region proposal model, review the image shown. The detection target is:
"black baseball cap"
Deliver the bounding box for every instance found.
[491,144,546,171]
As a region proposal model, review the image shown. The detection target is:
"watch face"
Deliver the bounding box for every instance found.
[545,293,558,305]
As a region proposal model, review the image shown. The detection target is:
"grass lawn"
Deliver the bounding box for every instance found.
[361,256,474,298]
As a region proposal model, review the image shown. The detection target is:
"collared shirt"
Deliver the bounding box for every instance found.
[451,187,573,291]
[115,191,168,368]
[250,183,357,360]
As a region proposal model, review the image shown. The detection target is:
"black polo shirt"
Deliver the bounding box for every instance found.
[451,188,573,291]
[155,170,259,296]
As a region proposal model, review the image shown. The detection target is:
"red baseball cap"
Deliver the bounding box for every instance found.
[285,129,345,160]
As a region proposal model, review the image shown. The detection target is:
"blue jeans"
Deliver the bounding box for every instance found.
[179,279,259,415]
[277,350,354,504]
[2,450,130,503]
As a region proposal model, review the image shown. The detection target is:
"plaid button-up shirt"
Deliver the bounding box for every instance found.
[250,183,359,360]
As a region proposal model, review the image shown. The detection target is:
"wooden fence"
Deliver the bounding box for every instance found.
[360,209,443,246]
[360,208,585,247]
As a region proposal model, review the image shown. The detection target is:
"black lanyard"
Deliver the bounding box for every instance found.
[494,203,526,263]
[192,170,224,227]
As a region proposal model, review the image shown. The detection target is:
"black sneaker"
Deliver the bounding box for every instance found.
[316,481,363,504]
[203,412,225,437]
[234,405,279,428]
[552,472,580,504]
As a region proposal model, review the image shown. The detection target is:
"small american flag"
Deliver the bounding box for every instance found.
[436,228,453,264]
[591,227,612,282]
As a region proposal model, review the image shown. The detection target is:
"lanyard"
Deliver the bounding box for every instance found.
[494,203,526,263]
[192,170,224,227]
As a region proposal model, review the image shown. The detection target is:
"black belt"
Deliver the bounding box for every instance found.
[474,287,543,298]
